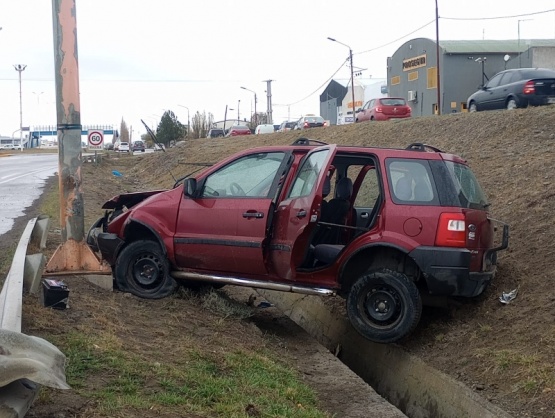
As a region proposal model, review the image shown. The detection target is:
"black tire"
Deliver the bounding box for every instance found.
[346,268,422,344]
[114,240,178,299]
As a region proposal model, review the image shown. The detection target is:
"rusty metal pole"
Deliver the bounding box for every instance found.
[45,0,109,274]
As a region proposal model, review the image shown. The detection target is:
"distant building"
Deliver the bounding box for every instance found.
[320,78,387,125]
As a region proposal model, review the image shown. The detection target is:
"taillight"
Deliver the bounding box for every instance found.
[435,213,466,247]
[523,81,535,94]
[375,106,383,113]
[304,122,309,128]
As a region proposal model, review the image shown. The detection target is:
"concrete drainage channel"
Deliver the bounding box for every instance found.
[257,289,514,418]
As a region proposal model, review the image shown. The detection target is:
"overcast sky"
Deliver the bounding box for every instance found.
[0,0,554,139]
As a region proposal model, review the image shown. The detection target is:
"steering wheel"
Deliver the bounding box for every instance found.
[230,182,246,196]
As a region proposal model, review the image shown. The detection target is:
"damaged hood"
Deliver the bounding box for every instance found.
[101,190,167,210]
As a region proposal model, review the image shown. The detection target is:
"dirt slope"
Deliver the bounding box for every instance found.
[127,106,555,417]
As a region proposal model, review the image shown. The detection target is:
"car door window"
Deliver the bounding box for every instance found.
[201,152,286,198]
[485,73,504,88]
[499,72,515,86]
[288,150,330,198]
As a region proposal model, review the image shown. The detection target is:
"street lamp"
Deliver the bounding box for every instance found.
[327,37,356,123]
[517,19,532,68]
[178,104,190,138]
[237,99,241,123]
[14,64,27,150]
[475,57,487,86]
[240,86,257,126]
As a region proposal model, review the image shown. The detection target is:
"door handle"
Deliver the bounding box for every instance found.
[360,212,369,219]
[296,209,307,218]
[243,212,264,219]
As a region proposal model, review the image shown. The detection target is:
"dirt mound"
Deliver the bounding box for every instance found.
[125,106,555,417]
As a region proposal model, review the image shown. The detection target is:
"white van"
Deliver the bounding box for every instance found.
[254,124,275,135]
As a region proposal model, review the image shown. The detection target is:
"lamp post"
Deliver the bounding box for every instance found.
[178,104,190,138]
[14,64,27,150]
[327,37,356,123]
[237,99,241,124]
[240,86,257,126]
[475,57,487,86]
[517,19,532,68]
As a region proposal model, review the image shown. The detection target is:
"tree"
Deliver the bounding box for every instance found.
[156,110,186,146]
[120,118,130,143]
[191,111,214,139]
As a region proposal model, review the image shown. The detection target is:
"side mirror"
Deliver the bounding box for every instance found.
[184,178,197,197]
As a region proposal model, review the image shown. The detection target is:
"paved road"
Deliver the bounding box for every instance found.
[0,153,58,235]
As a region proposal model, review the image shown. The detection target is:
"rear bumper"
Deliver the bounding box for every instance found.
[409,247,494,297]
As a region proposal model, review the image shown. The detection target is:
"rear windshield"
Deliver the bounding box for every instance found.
[520,69,555,79]
[380,98,407,106]
[443,161,489,209]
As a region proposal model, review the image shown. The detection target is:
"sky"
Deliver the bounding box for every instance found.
[0,1,554,139]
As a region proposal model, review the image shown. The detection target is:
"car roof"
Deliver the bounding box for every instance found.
[222,139,466,164]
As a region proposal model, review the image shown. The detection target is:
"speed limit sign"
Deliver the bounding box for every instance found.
[87,130,104,149]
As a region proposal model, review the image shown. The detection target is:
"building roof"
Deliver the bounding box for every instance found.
[334,77,386,88]
[439,39,555,54]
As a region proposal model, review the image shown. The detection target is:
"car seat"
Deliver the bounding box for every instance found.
[314,177,353,245]
[395,176,413,201]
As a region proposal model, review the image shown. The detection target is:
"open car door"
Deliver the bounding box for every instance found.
[269,145,337,280]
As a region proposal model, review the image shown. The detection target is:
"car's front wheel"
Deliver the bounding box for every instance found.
[346,268,422,343]
[114,240,178,299]
[468,102,478,112]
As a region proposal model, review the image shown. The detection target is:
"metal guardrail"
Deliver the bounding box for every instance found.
[0,216,69,418]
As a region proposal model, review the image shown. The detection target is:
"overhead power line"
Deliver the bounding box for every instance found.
[441,8,555,21]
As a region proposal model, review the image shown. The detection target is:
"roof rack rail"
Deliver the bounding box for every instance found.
[291,138,329,146]
[406,142,444,153]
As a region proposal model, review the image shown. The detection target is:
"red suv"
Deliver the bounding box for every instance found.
[88,139,508,343]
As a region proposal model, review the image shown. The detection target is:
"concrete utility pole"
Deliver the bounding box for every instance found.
[263,79,273,124]
[435,0,441,115]
[14,64,26,150]
[46,0,109,274]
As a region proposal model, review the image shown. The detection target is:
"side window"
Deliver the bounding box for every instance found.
[201,152,286,198]
[387,159,436,204]
[485,72,504,88]
[288,150,330,199]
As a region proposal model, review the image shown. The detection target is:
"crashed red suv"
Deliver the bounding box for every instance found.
[87,139,509,343]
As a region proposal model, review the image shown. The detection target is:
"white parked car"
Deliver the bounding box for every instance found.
[254,124,275,134]
[117,142,130,152]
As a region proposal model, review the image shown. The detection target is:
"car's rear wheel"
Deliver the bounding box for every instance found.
[114,240,178,299]
[346,268,422,343]
[506,98,518,110]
